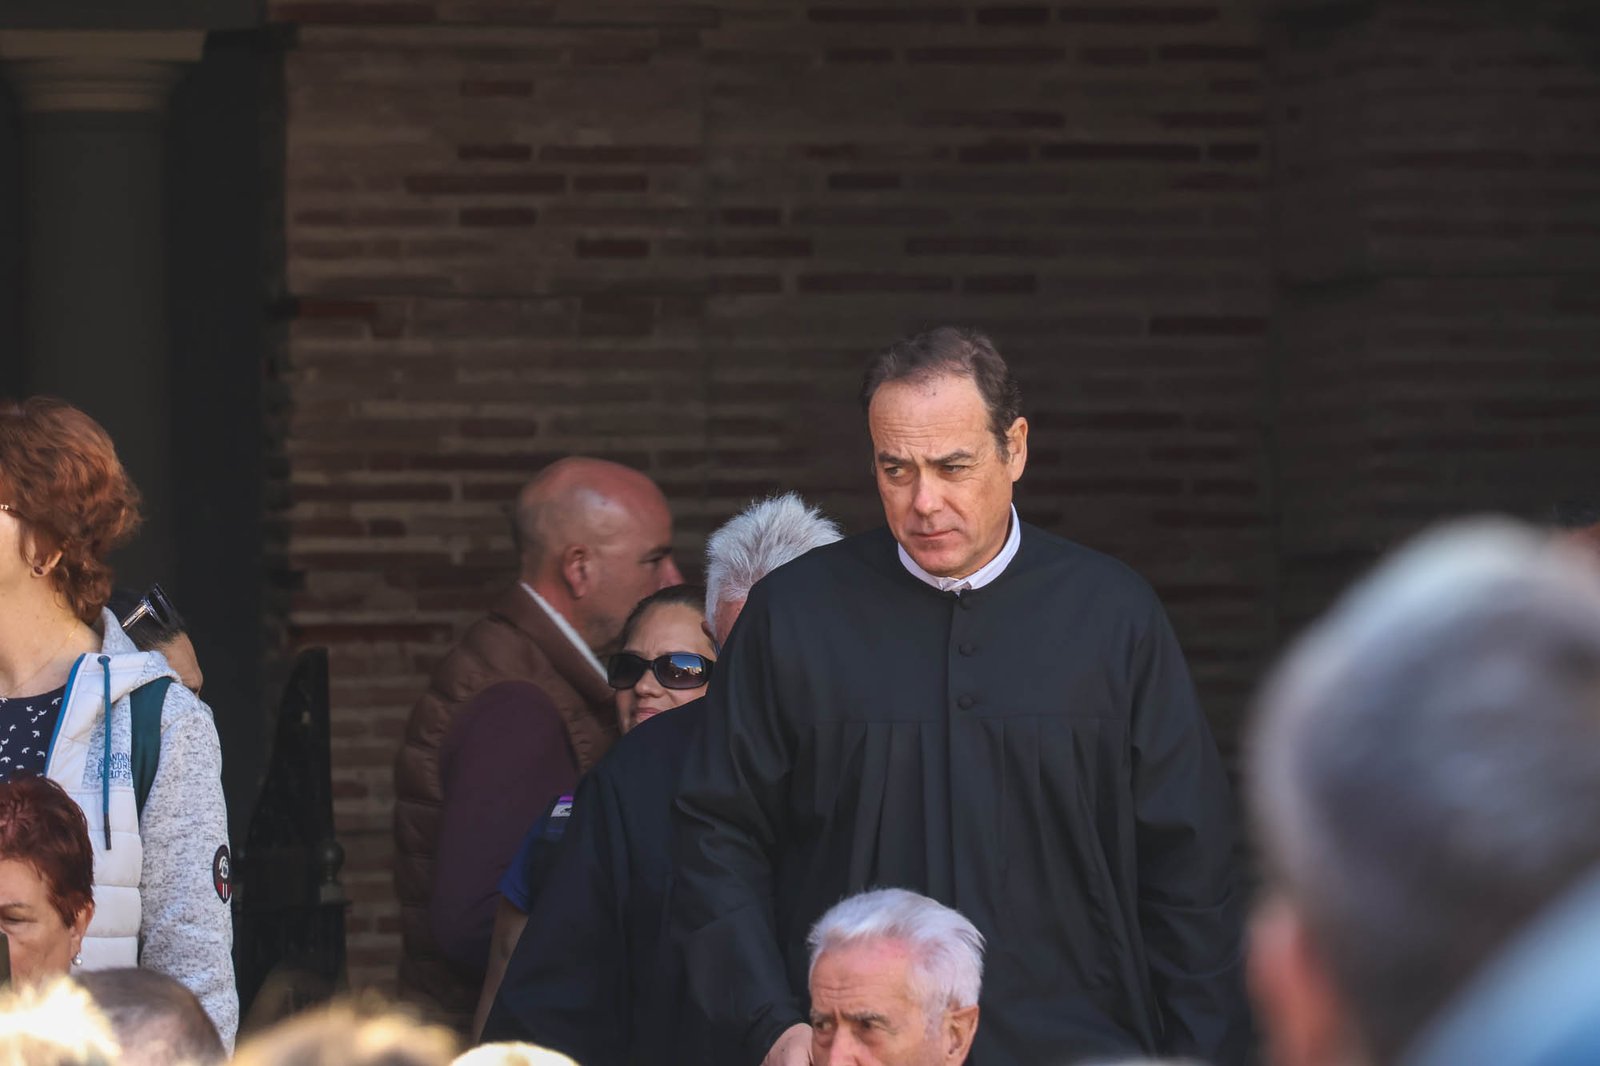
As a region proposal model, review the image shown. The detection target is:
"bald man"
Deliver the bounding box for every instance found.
[395,458,683,1027]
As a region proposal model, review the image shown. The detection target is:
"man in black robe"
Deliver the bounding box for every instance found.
[673,327,1250,1066]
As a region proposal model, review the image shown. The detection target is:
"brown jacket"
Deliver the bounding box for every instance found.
[393,586,619,1026]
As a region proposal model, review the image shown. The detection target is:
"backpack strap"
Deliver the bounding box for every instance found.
[129,678,171,818]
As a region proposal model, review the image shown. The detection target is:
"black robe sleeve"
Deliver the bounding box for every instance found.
[671,586,803,1065]
[482,765,631,1066]
[1130,598,1252,1063]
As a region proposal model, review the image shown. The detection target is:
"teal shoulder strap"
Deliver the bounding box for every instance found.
[129,678,171,818]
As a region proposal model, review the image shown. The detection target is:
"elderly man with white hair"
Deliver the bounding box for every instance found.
[807,888,984,1066]
[482,493,843,1065]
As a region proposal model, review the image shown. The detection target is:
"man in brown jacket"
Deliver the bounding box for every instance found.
[394,457,683,1026]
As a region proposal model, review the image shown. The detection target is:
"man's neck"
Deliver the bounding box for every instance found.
[519,579,608,680]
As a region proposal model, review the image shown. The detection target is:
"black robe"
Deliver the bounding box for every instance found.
[482,700,714,1066]
[672,524,1250,1066]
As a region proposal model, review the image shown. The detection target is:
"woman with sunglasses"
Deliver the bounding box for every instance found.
[473,584,714,1039]
[605,584,716,732]
[0,397,236,1046]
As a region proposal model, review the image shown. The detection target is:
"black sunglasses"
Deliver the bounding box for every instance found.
[119,583,178,634]
[606,652,714,691]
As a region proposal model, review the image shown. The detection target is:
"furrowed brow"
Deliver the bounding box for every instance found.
[876,450,911,467]
[931,450,977,465]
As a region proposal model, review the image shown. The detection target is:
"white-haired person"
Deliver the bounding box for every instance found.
[480,493,843,1066]
[807,888,984,1066]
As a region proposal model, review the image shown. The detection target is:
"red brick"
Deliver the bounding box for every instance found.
[826,48,896,63]
[720,207,783,226]
[274,2,435,23]
[906,46,1067,63]
[827,172,902,190]
[459,80,533,98]
[457,144,533,162]
[963,274,1037,293]
[710,274,784,294]
[791,206,951,226]
[403,173,565,195]
[796,273,955,293]
[1041,141,1201,162]
[1080,46,1151,66]
[570,45,653,65]
[1059,411,1184,430]
[540,145,702,165]
[458,207,538,226]
[958,142,1033,164]
[295,299,378,320]
[1159,111,1260,129]
[1149,315,1268,337]
[1158,44,1263,63]
[1058,4,1220,24]
[915,109,1064,130]
[905,236,1055,256]
[574,174,649,193]
[1207,142,1262,162]
[807,6,966,23]
[976,6,1051,25]
[576,238,651,258]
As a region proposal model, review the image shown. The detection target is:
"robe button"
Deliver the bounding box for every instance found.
[958,642,976,656]
[957,694,976,710]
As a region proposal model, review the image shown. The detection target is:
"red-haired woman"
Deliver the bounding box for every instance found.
[0,774,95,984]
[0,397,236,1045]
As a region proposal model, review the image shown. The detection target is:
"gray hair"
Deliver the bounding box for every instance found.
[1249,519,1600,1065]
[806,888,985,1022]
[704,492,842,632]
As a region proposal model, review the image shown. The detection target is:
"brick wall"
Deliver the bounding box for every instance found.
[1273,1,1600,625]
[266,0,1599,995]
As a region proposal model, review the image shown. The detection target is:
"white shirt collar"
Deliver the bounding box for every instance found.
[897,505,1022,594]
[520,582,608,681]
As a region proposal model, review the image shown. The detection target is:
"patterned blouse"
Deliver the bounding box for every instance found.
[0,685,66,780]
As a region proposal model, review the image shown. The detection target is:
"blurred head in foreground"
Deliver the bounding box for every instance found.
[231,1002,457,1066]
[74,968,223,1066]
[0,977,117,1066]
[453,1044,579,1066]
[1248,520,1600,1066]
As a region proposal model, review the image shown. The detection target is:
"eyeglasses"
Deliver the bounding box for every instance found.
[605,652,714,691]
[119,583,178,634]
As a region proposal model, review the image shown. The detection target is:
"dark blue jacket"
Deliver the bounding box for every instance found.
[482,700,712,1066]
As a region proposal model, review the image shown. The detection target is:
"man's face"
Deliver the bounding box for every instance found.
[585,495,683,655]
[810,939,975,1066]
[868,373,1026,580]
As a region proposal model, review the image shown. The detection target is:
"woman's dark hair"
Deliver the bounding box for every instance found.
[0,774,94,928]
[619,584,708,650]
[859,327,1024,459]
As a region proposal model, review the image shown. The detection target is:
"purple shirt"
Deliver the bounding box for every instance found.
[429,680,580,976]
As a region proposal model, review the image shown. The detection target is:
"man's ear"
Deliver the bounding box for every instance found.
[560,544,591,600]
[944,1005,979,1063]
[1250,895,1348,1066]
[1004,417,1028,482]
